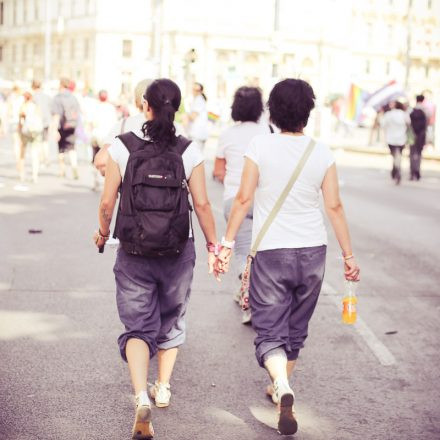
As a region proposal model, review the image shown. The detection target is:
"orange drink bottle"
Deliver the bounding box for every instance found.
[342,281,358,324]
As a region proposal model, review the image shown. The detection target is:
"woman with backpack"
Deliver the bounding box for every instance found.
[94,78,219,439]
[216,79,360,435]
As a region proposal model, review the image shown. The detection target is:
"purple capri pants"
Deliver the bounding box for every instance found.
[250,245,326,367]
[113,239,196,361]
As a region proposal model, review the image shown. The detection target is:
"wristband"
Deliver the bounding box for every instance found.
[343,254,354,261]
[221,236,235,249]
[206,242,221,256]
[98,228,110,241]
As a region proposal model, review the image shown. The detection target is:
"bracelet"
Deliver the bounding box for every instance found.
[221,236,235,249]
[206,242,221,256]
[343,254,354,261]
[98,228,110,241]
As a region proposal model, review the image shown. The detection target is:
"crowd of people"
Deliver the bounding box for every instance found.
[380,94,433,184]
[92,77,359,439]
[0,77,210,190]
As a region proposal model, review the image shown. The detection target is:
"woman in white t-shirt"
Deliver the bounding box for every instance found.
[217,79,360,435]
[186,82,209,150]
[93,79,219,439]
[214,86,270,319]
[381,101,410,185]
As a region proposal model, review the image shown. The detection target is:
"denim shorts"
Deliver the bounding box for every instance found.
[113,239,196,361]
[249,245,326,367]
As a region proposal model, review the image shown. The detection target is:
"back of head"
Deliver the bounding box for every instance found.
[98,89,108,102]
[231,86,263,123]
[60,77,70,90]
[194,82,207,101]
[394,101,404,111]
[416,94,425,103]
[31,79,41,90]
[135,79,153,110]
[142,78,181,148]
[268,78,315,132]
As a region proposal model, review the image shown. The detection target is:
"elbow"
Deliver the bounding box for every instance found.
[325,201,344,217]
[194,199,211,214]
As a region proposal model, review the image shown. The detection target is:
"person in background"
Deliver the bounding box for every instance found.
[93,79,152,176]
[18,90,44,183]
[186,82,209,150]
[214,86,271,323]
[216,78,360,436]
[90,89,117,190]
[31,80,52,167]
[51,78,81,179]
[6,85,24,181]
[409,95,428,181]
[381,101,410,185]
[93,78,219,439]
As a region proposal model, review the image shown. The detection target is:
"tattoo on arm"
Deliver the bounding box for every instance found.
[100,205,112,227]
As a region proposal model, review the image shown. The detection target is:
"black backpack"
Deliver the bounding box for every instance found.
[410,108,427,135]
[114,133,193,257]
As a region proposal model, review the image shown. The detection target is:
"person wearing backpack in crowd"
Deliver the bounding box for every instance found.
[409,94,428,181]
[93,78,219,439]
[31,80,52,168]
[216,79,360,436]
[18,90,44,184]
[51,77,81,179]
[213,86,272,323]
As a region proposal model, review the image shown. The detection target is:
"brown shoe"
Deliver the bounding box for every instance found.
[132,405,154,439]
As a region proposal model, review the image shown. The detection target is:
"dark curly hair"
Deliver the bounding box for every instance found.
[268,79,315,133]
[141,78,181,148]
[231,86,263,123]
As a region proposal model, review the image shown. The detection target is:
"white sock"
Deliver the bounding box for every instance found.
[136,390,150,407]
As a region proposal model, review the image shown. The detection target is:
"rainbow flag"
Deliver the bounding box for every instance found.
[208,111,220,123]
[346,84,368,122]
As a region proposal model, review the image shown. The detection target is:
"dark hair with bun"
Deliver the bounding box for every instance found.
[141,78,181,148]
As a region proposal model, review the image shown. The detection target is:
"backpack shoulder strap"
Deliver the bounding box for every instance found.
[174,135,192,156]
[117,131,148,154]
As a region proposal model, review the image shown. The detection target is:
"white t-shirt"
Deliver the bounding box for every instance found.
[188,95,209,141]
[382,109,410,146]
[245,134,335,251]
[104,112,146,146]
[216,121,271,201]
[108,128,204,181]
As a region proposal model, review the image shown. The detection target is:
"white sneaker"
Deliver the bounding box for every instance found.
[273,378,297,435]
[149,381,171,408]
[133,392,154,439]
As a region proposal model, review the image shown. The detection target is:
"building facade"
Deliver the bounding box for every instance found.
[0,0,438,104]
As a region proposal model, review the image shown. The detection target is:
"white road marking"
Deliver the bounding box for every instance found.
[322,281,396,367]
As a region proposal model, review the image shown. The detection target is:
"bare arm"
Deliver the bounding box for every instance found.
[213,157,226,183]
[188,162,219,279]
[217,158,258,270]
[93,156,121,248]
[322,164,360,281]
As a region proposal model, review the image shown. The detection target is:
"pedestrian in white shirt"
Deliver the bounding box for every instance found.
[214,86,271,321]
[216,79,360,436]
[186,82,209,150]
[382,101,410,185]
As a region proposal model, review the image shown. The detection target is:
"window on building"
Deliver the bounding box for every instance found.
[57,41,62,60]
[13,1,17,25]
[387,24,393,43]
[386,61,390,75]
[70,39,75,58]
[23,0,27,22]
[0,2,4,25]
[84,38,89,59]
[23,43,27,61]
[365,60,370,74]
[428,0,432,8]
[0,45,3,62]
[366,22,373,43]
[12,44,16,62]
[425,65,430,78]
[35,0,39,20]
[58,0,63,16]
[122,39,132,58]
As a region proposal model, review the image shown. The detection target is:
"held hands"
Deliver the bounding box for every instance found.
[207,243,233,281]
[344,256,360,282]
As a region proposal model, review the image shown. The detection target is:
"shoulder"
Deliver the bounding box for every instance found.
[183,140,204,165]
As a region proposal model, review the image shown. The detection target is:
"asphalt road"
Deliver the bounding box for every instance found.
[0,141,439,440]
